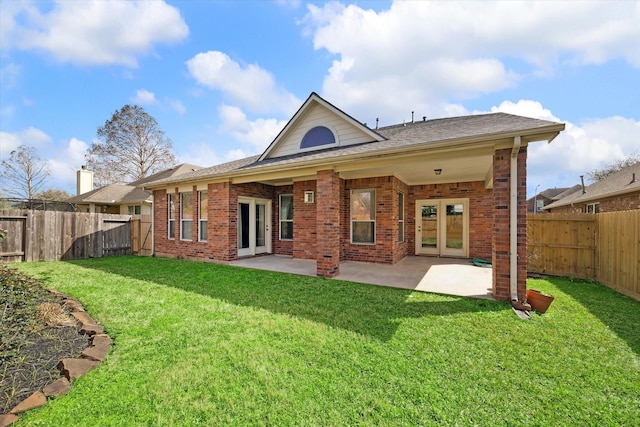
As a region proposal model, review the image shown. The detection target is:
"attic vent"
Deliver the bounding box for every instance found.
[301,126,335,149]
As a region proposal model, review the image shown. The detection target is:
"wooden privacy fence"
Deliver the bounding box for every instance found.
[131,214,153,256]
[0,209,132,262]
[528,211,640,301]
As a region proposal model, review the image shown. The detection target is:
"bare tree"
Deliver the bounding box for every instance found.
[86,104,177,187]
[0,145,50,199]
[587,153,639,182]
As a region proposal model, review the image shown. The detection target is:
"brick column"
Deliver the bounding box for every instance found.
[316,169,341,277]
[210,182,237,261]
[492,147,528,301]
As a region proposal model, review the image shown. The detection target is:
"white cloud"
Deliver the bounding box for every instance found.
[186,51,300,115]
[0,127,52,158]
[1,0,188,67]
[302,1,640,123]
[46,138,90,191]
[131,89,157,105]
[218,105,287,151]
[488,100,640,195]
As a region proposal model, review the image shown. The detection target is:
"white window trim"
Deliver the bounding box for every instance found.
[350,189,376,245]
[198,190,207,242]
[168,193,175,240]
[586,202,600,214]
[398,192,405,243]
[279,194,293,241]
[180,192,193,241]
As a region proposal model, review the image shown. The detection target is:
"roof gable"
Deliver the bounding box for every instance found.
[259,92,385,161]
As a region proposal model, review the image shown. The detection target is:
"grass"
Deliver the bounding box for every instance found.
[10,256,640,426]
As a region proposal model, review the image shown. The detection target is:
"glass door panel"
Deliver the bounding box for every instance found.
[238,202,250,250]
[445,203,463,250]
[416,203,439,255]
[421,205,438,250]
[255,203,266,250]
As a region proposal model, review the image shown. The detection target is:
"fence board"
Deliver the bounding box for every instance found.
[528,211,639,301]
[596,210,639,299]
[527,213,596,279]
[0,210,133,262]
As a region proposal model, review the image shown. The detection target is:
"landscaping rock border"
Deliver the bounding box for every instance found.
[0,291,111,427]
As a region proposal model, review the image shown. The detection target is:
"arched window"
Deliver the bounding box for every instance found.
[300,126,336,149]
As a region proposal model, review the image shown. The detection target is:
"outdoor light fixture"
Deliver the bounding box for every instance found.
[434,168,442,175]
[304,191,315,203]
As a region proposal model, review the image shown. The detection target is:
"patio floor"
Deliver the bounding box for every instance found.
[230,255,494,300]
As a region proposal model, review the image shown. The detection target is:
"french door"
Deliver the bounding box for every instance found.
[238,197,272,257]
[415,198,469,257]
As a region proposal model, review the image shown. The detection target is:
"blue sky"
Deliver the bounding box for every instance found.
[1,0,639,198]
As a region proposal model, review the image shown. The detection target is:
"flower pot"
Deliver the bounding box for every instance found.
[526,289,554,314]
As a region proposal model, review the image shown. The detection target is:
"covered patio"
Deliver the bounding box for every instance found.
[230,255,494,300]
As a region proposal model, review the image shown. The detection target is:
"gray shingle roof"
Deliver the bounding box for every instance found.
[544,162,640,209]
[68,163,204,204]
[67,184,151,204]
[144,112,562,188]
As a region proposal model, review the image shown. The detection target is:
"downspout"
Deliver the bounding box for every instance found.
[510,136,521,302]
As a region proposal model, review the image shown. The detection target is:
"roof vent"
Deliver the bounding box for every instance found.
[580,175,586,194]
[376,118,379,129]
[423,116,426,121]
[411,111,414,123]
[632,172,637,183]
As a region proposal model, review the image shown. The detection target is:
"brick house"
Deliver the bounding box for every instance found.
[526,186,580,214]
[144,93,565,302]
[544,162,640,213]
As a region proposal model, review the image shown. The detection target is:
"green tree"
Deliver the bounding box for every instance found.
[0,145,50,199]
[587,153,639,182]
[86,105,177,187]
[36,188,72,201]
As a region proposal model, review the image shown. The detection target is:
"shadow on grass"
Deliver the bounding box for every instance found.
[63,257,507,342]
[550,277,640,356]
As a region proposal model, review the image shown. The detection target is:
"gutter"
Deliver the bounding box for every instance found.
[510,136,521,302]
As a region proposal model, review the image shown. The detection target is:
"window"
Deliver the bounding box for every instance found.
[398,192,405,242]
[128,205,141,215]
[300,126,335,149]
[168,194,175,239]
[180,192,193,240]
[199,190,208,242]
[279,194,293,240]
[351,189,375,244]
[586,203,600,214]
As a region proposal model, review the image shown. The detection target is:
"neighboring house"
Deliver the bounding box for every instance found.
[67,164,202,214]
[544,162,640,213]
[144,92,565,302]
[526,187,576,213]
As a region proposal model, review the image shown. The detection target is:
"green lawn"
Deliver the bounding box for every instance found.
[13,256,640,426]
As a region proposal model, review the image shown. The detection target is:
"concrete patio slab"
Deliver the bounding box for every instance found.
[230,255,494,300]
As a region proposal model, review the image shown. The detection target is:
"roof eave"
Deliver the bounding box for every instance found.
[146,124,563,189]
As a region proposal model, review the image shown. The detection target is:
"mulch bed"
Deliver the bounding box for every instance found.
[1,265,90,414]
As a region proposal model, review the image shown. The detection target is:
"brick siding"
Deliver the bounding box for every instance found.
[492,147,527,301]
[316,170,341,277]
[409,181,493,261]
[549,190,640,213]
